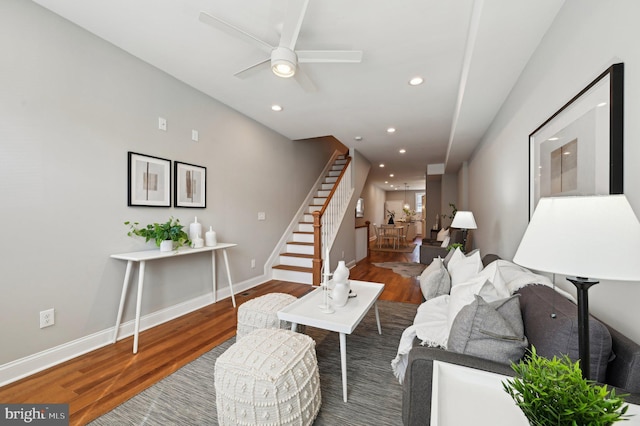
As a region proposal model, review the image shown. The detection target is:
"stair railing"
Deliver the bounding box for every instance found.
[312,156,353,285]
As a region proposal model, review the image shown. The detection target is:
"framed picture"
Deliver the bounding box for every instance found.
[128,152,171,207]
[528,63,623,218]
[174,161,206,208]
[355,197,364,218]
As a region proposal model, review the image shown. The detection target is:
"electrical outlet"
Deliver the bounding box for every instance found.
[251,259,256,268]
[40,308,55,328]
[191,129,199,142]
[158,117,167,131]
[257,212,266,221]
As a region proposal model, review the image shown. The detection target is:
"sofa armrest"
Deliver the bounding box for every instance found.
[402,346,514,426]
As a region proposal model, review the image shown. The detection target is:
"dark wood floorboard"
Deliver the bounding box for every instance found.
[0,237,424,425]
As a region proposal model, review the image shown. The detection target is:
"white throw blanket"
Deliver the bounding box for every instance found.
[391,260,574,384]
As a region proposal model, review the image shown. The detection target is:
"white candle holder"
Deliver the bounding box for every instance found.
[318,266,334,314]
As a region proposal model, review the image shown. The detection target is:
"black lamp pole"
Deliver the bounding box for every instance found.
[566,277,599,380]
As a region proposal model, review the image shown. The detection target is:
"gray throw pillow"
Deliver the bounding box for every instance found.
[419,258,451,301]
[448,294,528,365]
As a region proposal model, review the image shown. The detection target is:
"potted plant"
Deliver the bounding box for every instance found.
[125,217,191,252]
[503,347,630,425]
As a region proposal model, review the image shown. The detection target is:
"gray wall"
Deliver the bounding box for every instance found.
[0,0,335,365]
[468,0,640,343]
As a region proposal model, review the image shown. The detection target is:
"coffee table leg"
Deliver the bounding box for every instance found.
[374,302,382,334]
[340,332,347,402]
[291,322,298,333]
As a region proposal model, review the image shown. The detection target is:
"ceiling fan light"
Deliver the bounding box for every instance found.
[271,47,297,78]
[272,61,295,78]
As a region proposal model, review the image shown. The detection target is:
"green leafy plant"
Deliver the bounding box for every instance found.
[125,217,191,249]
[446,243,463,252]
[503,347,630,426]
[441,203,457,220]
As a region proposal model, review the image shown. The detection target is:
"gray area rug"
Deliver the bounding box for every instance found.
[373,262,426,278]
[90,300,416,426]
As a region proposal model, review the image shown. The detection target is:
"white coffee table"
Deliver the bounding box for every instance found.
[277,280,385,402]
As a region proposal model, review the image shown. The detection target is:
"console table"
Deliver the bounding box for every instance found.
[111,243,237,353]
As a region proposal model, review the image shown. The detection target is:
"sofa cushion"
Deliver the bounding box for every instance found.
[436,227,449,241]
[419,257,451,301]
[448,294,528,365]
[516,284,612,383]
[447,248,483,286]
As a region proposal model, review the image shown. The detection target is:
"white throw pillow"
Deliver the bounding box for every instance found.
[447,248,483,286]
[436,227,449,242]
[440,236,450,248]
[419,258,451,301]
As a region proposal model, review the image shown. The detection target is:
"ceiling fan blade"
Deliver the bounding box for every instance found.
[279,0,309,50]
[297,50,363,63]
[199,11,273,54]
[233,58,270,79]
[294,65,317,93]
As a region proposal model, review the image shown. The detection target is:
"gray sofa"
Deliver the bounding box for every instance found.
[419,228,469,265]
[402,256,640,425]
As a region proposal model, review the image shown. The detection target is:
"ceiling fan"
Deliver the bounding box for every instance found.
[199,0,363,92]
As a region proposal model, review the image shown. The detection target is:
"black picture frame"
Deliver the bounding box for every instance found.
[174,161,206,208]
[127,152,171,207]
[528,63,624,218]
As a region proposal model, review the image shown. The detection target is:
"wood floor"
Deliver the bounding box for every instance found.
[0,238,424,425]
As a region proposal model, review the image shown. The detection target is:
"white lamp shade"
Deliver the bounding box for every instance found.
[450,211,477,229]
[513,195,640,281]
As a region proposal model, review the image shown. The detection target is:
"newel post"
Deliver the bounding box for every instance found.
[312,210,322,286]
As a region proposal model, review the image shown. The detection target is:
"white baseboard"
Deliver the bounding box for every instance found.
[0,275,266,387]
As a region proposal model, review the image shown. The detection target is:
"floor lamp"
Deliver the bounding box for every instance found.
[450,211,477,252]
[513,195,640,380]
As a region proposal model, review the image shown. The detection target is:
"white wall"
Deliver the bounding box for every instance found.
[468,0,640,343]
[0,0,335,369]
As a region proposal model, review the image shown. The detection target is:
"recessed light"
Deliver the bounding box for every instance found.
[389,173,394,177]
[271,104,283,112]
[409,76,424,86]
[387,127,396,134]
[399,149,406,154]
[385,181,389,184]
[379,163,385,168]
[354,136,363,141]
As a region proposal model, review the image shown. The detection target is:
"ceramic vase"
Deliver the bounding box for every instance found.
[332,281,350,307]
[205,226,217,247]
[160,240,173,252]
[333,260,349,283]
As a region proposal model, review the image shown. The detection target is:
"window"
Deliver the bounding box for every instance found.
[415,193,425,213]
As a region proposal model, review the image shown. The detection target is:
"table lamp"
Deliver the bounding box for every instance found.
[450,211,477,252]
[513,195,640,379]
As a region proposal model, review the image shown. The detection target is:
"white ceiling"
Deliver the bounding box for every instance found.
[32,0,564,191]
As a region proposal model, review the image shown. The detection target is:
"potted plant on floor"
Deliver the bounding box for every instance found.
[125,217,191,252]
[503,347,630,425]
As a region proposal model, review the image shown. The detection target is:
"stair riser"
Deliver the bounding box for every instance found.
[328,171,341,177]
[320,184,333,191]
[279,256,313,268]
[313,197,327,205]
[298,223,314,233]
[316,190,331,197]
[303,214,314,222]
[286,244,314,255]
[292,232,314,243]
[307,206,321,213]
[272,269,313,285]
[324,177,337,184]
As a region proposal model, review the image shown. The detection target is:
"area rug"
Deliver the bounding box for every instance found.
[373,262,426,278]
[89,300,416,426]
[370,243,417,253]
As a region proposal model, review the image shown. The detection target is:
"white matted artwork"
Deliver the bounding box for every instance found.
[127,152,171,207]
[529,63,624,218]
[174,161,206,208]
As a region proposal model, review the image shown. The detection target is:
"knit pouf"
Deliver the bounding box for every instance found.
[215,328,321,426]
[236,293,301,341]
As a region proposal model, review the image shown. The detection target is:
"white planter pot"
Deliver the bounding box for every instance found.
[160,240,173,252]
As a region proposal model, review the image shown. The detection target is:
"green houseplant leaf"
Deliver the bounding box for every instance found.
[503,346,630,425]
[125,217,191,249]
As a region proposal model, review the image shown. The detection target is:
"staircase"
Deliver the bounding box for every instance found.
[272,155,349,284]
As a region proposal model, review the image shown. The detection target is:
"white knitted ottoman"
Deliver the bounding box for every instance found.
[215,328,321,425]
[236,293,301,341]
